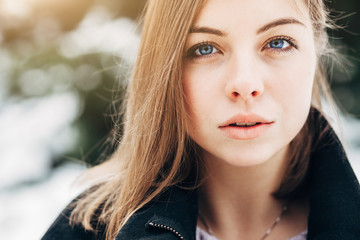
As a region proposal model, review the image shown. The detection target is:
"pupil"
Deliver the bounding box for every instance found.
[270,40,284,49]
[200,45,213,55]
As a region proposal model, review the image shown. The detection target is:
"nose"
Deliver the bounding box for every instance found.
[225,53,264,102]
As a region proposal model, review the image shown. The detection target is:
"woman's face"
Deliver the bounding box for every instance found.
[182,0,316,167]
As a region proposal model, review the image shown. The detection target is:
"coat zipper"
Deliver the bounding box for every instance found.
[148,222,185,240]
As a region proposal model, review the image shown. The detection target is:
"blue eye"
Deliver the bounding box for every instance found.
[262,36,298,53]
[269,39,290,49]
[194,44,219,56]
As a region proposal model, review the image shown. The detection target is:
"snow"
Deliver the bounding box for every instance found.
[0,9,139,239]
[59,6,140,64]
[341,116,360,178]
[0,163,85,240]
[0,92,81,189]
[0,92,84,239]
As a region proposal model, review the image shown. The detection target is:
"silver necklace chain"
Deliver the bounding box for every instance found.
[198,205,288,240]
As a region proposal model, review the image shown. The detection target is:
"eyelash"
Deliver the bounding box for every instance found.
[186,41,221,59]
[263,35,298,53]
[186,36,298,59]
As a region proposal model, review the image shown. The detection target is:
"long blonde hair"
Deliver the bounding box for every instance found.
[70,0,338,239]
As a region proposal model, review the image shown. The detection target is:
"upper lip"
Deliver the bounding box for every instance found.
[219,113,274,127]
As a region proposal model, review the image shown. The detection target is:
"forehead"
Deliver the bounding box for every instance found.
[194,0,311,32]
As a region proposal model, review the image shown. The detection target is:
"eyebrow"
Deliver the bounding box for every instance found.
[189,18,305,36]
[257,18,306,34]
[189,27,228,36]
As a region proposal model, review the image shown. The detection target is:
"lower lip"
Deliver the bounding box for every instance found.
[219,122,273,140]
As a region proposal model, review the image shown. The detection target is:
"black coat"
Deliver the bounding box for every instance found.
[42,128,360,240]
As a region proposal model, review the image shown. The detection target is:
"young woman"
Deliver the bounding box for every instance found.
[43,0,360,239]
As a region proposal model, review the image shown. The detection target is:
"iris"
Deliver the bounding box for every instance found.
[198,45,213,55]
[269,39,285,49]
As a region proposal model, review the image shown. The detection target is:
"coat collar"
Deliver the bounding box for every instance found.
[115,186,198,240]
[116,126,360,240]
[307,129,360,239]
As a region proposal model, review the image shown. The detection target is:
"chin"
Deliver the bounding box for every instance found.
[216,143,289,168]
[226,153,277,167]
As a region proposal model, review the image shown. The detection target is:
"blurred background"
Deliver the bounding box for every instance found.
[0,0,359,239]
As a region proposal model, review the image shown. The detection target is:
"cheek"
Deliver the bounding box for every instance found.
[270,53,316,109]
[182,63,219,116]
[269,52,316,139]
[182,62,223,140]
[182,65,205,132]
[182,67,199,118]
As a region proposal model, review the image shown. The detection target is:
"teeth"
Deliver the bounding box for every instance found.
[234,122,258,127]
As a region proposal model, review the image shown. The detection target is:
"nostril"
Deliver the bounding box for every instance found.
[231,90,259,99]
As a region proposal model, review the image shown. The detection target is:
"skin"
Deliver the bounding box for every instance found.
[182,0,316,239]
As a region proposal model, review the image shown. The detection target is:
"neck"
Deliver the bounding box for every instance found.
[198,146,290,239]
